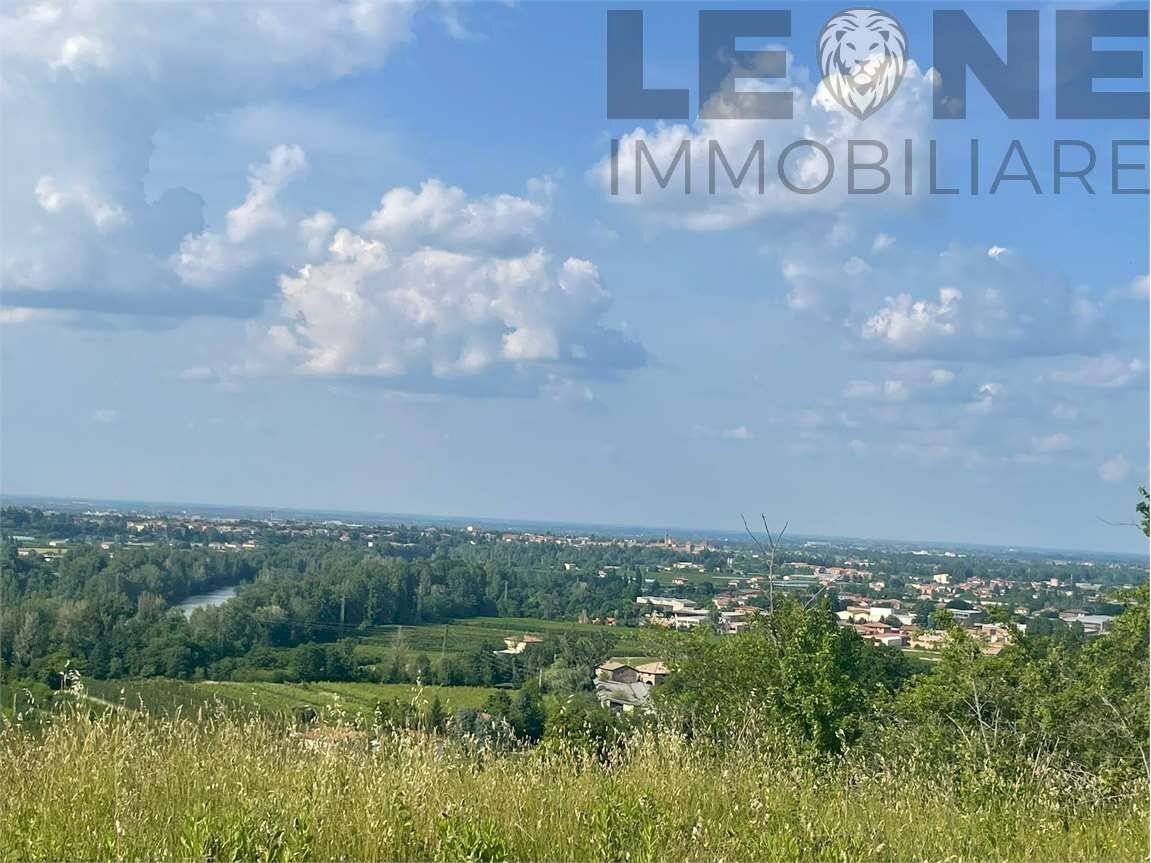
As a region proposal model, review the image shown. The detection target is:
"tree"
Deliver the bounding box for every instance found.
[658,597,913,753]
[508,683,546,742]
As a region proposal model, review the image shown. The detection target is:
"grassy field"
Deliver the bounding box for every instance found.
[1,709,1145,862]
[352,616,658,665]
[83,679,496,720]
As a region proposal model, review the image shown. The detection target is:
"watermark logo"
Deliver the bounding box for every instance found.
[818,8,907,120]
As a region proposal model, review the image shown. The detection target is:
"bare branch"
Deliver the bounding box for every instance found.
[741,514,768,555]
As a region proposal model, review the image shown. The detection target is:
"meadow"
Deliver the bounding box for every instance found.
[351,616,657,665]
[82,678,496,720]
[1,707,1145,863]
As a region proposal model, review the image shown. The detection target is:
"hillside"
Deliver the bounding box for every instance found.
[2,709,1146,862]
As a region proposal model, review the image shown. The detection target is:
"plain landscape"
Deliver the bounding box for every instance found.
[1,497,1147,861]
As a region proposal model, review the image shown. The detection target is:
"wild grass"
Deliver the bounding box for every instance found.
[1,704,1145,862]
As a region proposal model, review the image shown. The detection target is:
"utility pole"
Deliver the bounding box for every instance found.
[339,595,346,638]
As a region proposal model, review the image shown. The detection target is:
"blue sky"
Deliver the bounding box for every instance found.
[1,1,1148,552]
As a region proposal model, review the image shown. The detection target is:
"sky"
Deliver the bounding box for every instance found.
[1,0,1148,553]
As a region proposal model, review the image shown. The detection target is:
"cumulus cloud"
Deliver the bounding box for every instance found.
[854,244,1109,360]
[170,145,307,289]
[587,57,933,232]
[2,1,419,90]
[0,0,423,317]
[226,145,308,243]
[249,180,644,393]
[862,287,962,352]
[1098,454,1131,483]
[363,179,549,254]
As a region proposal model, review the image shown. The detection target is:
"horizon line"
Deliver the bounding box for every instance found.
[2,491,1146,562]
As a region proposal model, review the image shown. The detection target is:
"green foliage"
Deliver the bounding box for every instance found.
[657,598,914,752]
[891,587,1149,786]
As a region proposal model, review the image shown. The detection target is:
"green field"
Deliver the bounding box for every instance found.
[352,616,659,664]
[83,679,496,720]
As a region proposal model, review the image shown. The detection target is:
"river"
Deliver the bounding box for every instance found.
[175,585,239,617]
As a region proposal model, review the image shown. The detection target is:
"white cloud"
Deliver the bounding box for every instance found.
[92,408,118,423]
[226,144,307,243]
[34,176,127,230]
[299,211,338,259]
[541,376,596,404]
[363,178,548,254]
[692,424,755,441]
[965,382,1003,415]
[252,181,643,392]
[53,33,108,74]
[171,145,307,288]
[1049,355,1147,389]
[3,1,419,87]
[853,244,1108,360]
[928,368,955,386]
[987,245,1009,260]
[862,287,962,352]
[588,59,933,232]
[1,0,423,316]
[1098,454,1131,483]
[0,307,64,325]
[883,380,909,401]
[1051,402,1079,421]
[872,233,895,253]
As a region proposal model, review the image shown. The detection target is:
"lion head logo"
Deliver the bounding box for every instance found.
[818,8,907,120]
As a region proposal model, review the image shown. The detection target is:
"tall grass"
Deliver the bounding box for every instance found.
[1,705,1146,862]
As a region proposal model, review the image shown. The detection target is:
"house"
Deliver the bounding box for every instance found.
[635,661,670,686]
[596,660,639,684]
[719,610,748,634]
